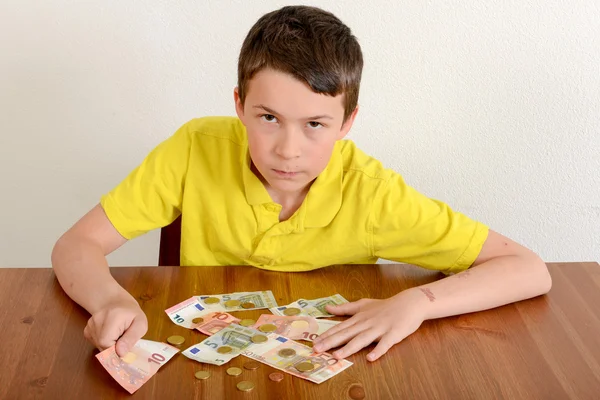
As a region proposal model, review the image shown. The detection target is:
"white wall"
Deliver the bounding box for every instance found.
[1,0,598,267]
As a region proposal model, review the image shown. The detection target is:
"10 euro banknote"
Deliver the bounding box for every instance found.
[96,339,179,394]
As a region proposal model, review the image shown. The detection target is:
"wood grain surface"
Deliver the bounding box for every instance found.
[1,262,599,400]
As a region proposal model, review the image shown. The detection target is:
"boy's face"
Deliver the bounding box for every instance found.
[234,68,358,197]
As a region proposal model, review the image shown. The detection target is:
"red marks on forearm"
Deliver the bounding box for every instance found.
[419,288,436,302]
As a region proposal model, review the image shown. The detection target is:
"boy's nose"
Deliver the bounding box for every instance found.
[275,131,301,160]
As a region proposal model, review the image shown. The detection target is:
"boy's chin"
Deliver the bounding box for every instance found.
[266,177,314,195]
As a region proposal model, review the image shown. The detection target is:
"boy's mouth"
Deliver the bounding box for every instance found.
[273,169,299,178]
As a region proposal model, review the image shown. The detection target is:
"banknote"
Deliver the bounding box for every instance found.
[182,324,262,366]
[197,290,278,312]
[252,314,340,342]
[96,339,179,394]
[195,311,240,336]
[242,333,353,384]
[165,296,209,329]
[269,294,349,318]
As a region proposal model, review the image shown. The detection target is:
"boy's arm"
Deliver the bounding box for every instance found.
[52,204,129,314]
[417,229,551,319]
[52,204,147,355]
[313,230,552,361]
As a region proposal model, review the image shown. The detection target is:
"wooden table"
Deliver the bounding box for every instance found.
[1,262,599,400]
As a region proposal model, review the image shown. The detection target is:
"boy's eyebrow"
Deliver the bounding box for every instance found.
[252,104,334,120]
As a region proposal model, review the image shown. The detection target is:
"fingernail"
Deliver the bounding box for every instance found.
[367,353,375,361]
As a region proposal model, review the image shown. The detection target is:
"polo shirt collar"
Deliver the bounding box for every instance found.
[242,142,343,229]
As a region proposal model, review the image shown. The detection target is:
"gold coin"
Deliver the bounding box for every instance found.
[236,380,255,392]
[277,348,297,358]
[258,323,277,333]
[241,302,255,309]
[290,320,309,329]
[224,299,241,308]
[192,317,204,324]
[166,335,185,346]
[239,319,256,327]
[283,307,301,316]
[204,297,220,304]
[251,334,268,344]
[295,362,315,372]
[121,352,137,364]
[243,361,260,370]
[217,346,233,354]
[226,367,243,376]
[195,370,211,380]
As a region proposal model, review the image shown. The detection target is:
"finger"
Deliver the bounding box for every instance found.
[325,299,370,316]
[333,329,380,359]
[95,312,125,351]
[83,324,91,343]
[313,322,368,353]
[314,317,359,344]
[85,319,100,349]
[367,334,402,362]
[116,315,148,357]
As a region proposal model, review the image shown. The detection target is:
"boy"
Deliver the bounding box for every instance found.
[52,5,551,363]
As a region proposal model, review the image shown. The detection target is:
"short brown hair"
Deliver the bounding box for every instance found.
[237,6,363,122]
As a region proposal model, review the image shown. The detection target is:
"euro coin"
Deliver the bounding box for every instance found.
[204,297,220,304]
[217,346,233,354]
[296,362,315,372]
[237,381,255,392]
[243,361,260,370]
[226,367,243,376]
[192,317,204,324]
[195,371,211,380]
[241,302,255,309]
[224,299,241,308]
[239,319,255,327]
[278,348,297,358]
[166,335,185,346]
[258,323,277,333]
[251,334,268,344]
[283,307,301,316]
[269,372,284,382]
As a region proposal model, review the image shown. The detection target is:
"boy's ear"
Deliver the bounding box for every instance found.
[337,105,359,140]
[234,87,244,120]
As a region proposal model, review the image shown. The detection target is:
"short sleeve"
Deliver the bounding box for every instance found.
[100,121,192,239]
[370,173,489,274]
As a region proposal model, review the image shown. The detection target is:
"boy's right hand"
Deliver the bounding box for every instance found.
[83,295,148,357]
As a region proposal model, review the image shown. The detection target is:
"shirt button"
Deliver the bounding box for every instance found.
[266,205,278,212]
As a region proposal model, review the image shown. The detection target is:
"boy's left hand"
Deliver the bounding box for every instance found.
[312,288,427,361]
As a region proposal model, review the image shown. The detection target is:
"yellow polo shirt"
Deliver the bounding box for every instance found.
[101,116,488,273]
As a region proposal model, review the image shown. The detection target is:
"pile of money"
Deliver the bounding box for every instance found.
[242,332,352,384]
[251,314,340,342]
[182,324,265,366]
[165,291,277,328]
[194,311,241,336]
[165,296,209,329]
[198,291,278,312]
[181,324,352,384]
[96,339,179,394]
[269,294,349,318]
[99,293,352,393]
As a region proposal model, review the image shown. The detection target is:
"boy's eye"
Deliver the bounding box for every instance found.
[308,121,323,129]
[261,114,277,122]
